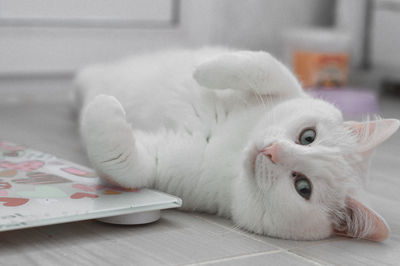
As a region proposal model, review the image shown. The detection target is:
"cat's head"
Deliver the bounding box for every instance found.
[232,97,399,241]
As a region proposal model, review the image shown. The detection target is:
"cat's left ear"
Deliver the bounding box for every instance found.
[333,197,390,241]
[344,119,400,154]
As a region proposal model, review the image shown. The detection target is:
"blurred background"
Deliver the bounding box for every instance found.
[0,0,399,114]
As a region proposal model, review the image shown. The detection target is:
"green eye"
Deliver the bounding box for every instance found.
[299,128,316,145]
[294,174,312,200]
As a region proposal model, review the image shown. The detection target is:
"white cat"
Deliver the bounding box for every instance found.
[76,48,399,241]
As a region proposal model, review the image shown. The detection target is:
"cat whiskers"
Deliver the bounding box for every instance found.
[251,89,267,116]
[265,94,279,125]
[265,164,276,190]
[238,72,279,125]
[255,155,277,191]
[239,74,268,120]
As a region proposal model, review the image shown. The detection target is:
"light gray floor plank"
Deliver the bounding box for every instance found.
[193,212,347,250]
[0,211,278,265]
[289,232,400,266]
[191,251,323,266]
[0,100,89,166]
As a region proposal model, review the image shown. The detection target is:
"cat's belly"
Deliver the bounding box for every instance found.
[161,132,245,217]
[151,105,264,217]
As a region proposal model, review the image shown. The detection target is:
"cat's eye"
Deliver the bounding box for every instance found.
[292,173,312,200]
[299,128,316,145]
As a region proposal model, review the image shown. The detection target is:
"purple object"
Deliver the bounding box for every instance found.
[309,88,379,119]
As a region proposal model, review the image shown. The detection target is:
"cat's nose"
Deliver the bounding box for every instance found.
[261,143,279,164]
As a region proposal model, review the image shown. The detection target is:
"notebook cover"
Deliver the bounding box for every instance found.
[0,140,182,232]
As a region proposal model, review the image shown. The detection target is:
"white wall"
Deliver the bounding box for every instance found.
[372,0,400,72]
[0,0,333,76]
[335,0,367,68]
[335,0,400,74]
[0,0,184,75]
[182,0,334,59]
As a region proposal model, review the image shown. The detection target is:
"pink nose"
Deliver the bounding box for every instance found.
[261,143,279,164]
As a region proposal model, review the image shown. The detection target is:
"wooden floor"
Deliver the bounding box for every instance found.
[0,91,399,266]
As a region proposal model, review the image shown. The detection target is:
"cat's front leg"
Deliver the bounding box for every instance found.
[193,51,304,98]
[81,95,155,188]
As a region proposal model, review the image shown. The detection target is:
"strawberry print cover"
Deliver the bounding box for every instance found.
[0,141,182,232]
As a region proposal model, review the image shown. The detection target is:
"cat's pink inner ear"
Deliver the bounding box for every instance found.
[334,197,390,242]
[345,119,400,154]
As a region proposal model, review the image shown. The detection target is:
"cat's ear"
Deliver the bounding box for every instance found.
[333,197,390,241]
[344,119,399,154]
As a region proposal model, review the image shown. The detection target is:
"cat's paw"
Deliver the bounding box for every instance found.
[81,95,134,158]
[81,95,153,189]
[83,94,126,130]
[193,51,302,96]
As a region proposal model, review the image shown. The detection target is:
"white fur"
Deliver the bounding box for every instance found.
[76,48,399,241]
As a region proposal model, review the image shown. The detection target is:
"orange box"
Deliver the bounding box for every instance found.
[294,51,349,88]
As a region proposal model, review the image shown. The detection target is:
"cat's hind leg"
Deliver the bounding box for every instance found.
[81,95,155,188]
[193,51,304,98]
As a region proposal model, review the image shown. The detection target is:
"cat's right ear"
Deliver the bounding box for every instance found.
[333,197,390,241]
[344,119,400,155]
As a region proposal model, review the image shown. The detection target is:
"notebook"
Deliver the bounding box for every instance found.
[0,140,182,232]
